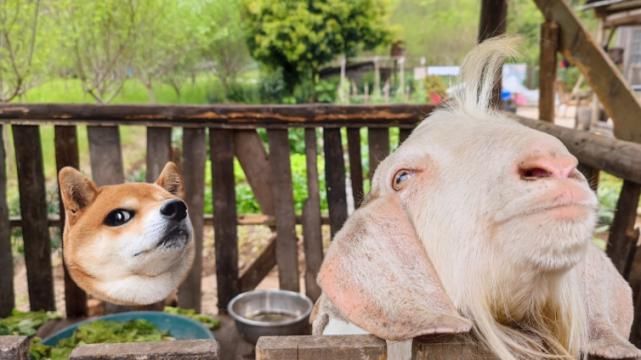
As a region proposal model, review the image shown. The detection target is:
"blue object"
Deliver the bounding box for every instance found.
[500,90,512,101]
[42,311,214,346]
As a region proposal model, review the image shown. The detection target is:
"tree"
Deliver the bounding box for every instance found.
[0,0,51,102]
[242,0,391,98]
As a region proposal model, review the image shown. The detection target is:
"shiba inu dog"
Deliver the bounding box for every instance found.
[58,162,195,305]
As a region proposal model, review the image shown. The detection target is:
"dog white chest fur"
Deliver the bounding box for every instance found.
[313,37,641,360]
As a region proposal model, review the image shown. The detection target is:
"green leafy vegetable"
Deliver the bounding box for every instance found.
[163,307,221,330]
[0,309,60,337]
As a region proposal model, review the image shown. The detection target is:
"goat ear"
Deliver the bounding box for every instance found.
[317,195,472,340]
[581,245,641,358]
[155,162,184,198]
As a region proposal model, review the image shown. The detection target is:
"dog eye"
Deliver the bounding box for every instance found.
[392,169,414,191]
[105,209,134,226]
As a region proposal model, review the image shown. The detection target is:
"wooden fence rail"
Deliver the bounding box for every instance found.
[1,104,641,348]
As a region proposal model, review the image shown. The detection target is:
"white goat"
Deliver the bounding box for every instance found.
[312,37,641,360]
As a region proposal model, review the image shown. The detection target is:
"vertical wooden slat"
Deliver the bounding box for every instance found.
[578,163,599,192]
[478,0,507,108]
[323,128,348,238]
[367,128,390,179]
[234,130,275,216]
[302,128,323,301]
[346,128,364,208]
[177,128,206,312]
[399,128,413,145]
[12,125,55,311]
[539,21,559,123]
[87,126,124,185]
[0,125,14,317]
[145,127,172,182]
[211,129,239,311]
[606,180,641,275]
[54,126,87,318]
[267,129,299,292]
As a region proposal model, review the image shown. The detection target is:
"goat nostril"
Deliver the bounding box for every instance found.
[519,166,552,181]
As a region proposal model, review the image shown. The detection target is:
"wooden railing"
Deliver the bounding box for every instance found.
[1,103,641,346]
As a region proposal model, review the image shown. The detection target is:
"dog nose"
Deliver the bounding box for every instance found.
[518,154,578,181]
[160,200,187,221]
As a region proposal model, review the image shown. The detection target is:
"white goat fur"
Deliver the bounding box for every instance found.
[314,37,640,360]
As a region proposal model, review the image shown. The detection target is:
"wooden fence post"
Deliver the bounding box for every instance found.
[267,129,299,292]
[539,21,559,123]
[54,125,87,318]
[478,0,507,108]
[367,128,390,179]
[177,128,206,312]
[87,126,124,185]
[323,128,348,238]
[606,181,641,275]
[346,128,364,208]
[0,125,14,317]
[211,129,239,312]
[145,127,172,181]
[302,128,323,301]
[12,125,55,311]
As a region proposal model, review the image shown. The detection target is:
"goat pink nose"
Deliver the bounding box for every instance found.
[518,154,577,180]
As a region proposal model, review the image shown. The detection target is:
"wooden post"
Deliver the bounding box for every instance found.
[367,128,390,179]
[54,126,88,318]
[267,129,299,292]
[606,181,641,275]
[12,125,55,311]
[0,125,14,317]
[478,0,507,108]
[302,128,323,301]
[399,127,413,145]
[233,130,275,216]
[323,128,348,238]
[145,127,172,182]
[346,128,364,208]
[211,129,239,312]
[177,128,206,312]
[539,21,559,123]
[87,126,124,185]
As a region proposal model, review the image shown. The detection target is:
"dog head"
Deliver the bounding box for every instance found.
[318,37,640,359]
[58,162,195,305]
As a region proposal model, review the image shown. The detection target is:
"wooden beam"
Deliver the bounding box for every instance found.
[533,0,641,143]
[0,104,434,128]
[606,181,641,276]
[302,128,323,301]
[539,21,559,123]
[0,125,13,317]
[54,125,88,318]
[239,236,277,292]
[233,130,275,216]
[177,128,206,312]
[256,336,386,360]
[478,0,507,108]
[267,129,300,292]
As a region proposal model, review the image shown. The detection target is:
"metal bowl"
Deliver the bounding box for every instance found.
[228,289,313,344]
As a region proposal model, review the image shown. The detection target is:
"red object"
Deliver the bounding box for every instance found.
[429,92,443,105]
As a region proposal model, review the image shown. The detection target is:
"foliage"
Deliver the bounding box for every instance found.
[0,309,60,337]
[596,173,623,232]
[423,75,446,102]
[242,0,391,98]
[29,319,172,360]
[506,0,543,65]
[163,306,220,330]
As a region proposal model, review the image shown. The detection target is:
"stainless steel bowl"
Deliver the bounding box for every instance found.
[227,289,313,344]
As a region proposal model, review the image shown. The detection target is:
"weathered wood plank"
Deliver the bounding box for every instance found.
[606,181,641,275]
[12,125,55,311]
[323,128,348,238]
[211,129,239,312]
[0,104,435,128]
[177,128,206,312]
[234,130,275,216]
[54,126,87,318]
[368,127,390,179]
[539,21,559,123]
[0,126,13,317]
[256,335,385,360]
[513,115,641,184]
[302,128,323,301]
[346,128,364,208]
[87,126,124,185]
[267,129,300,292]
[478,0,507,108]
[413,334,495,359]
[145,127,172,182]
[533,0,641,143]
[0,336,29,360]
[239,236,276,292]
[70,340,219,360]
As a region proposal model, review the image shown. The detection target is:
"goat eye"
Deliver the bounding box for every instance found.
[392,169,413,191]
[105,209,134,226]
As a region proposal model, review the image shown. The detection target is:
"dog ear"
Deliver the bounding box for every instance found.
[317,194,472,341]
[581,245,641,358]
[58,167,98,217]
[155,162,184,198]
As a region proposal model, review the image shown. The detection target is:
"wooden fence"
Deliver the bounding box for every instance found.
[1,103,641,346]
